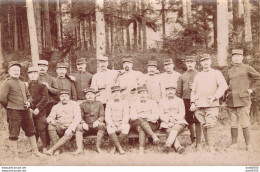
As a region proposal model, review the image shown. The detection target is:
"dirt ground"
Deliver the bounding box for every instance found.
[0,121,260,166]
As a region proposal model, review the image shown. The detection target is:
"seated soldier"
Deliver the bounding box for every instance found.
[130,85,160,154]
[105,86,130,155]
[159,83,187,154]
[73,88,106,154]
[45,89,81,156]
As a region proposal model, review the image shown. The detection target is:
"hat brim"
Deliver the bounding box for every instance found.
[137,89,148,93]
[9,63,22,69]
[166,87,176,89]
[164,62,173,65]
[84,91,96,94]
[59,92,70,95]
[111,89,121,92]
[28,70,38,73]
[147,64,157,67]
[232,53,243,55]
[123,61,133,63]
[38,63,48,66]
[200,57,210,61]
[185,59,195,62]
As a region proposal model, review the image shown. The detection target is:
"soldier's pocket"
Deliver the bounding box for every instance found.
[239,90,250,97]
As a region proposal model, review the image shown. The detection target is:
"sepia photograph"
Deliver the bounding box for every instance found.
[0,0,260,168]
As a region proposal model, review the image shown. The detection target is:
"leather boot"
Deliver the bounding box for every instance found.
[203,127,208,145]
[139,120,160,145]
[118,133,128,144]
[9,140,21,162]
[27,136,46,158]
[96,130,105,153]
[72,130,83,155]
[137,126,146,148]
[109,133,125,155]
[188,124,196,143]
[165,129,178,147]
[48,127,59,148]
[45,135,70,156]
[172,138,185,154]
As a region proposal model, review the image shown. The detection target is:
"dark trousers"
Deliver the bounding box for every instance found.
[7,109,36,141]
[33,110,48,147]
[183,99,200,125]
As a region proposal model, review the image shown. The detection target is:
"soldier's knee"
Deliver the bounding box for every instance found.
[98,122,106,131]
[76,124,83,132]
[107,127,115,135]
[48,124,56,131]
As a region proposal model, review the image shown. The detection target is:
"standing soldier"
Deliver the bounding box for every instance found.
[226,49,260,151]
[91,55,118,109]
[159,83,187,154]
[144,60,162,103]
[38,60,59,116]
[130,86,160,154]
[0,62,45,161]
[190,54,228,154]
[117,57,145,104]
[27,67,49,154]
[160,58,181,99]
[69,58,92,104]
[105,86,130,155]
[45,89,81,156]
[55,62,77,101]
[176,56,202,148]
[74,88,106,154]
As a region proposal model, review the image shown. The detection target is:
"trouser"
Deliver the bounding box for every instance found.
[7,109,36,141]
[33,111,48,148]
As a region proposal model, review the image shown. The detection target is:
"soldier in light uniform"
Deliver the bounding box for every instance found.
[160,58,181,99]
[117,57,145,104]
[45,89,81,156]
[144,61,162,103]
[91,55,118,109]
[74,88,106,154]
[176,56,201,147]
[226,49,260,151]
[159,83,187,154]
[130,86,160,154]
[105,86,130,155]
[38,60,59,116]
[55,62,77,101]
[190,54,228,154]
[0,62,45,161]
[69,58,92,104]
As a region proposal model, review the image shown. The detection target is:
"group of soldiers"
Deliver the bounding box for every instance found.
[1,49,260,161]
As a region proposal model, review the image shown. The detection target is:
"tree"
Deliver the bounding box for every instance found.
[96,0,106,60]
[0,21,4,71]
[26,0,40,66]
[243,0,253,49]
[217,0,228,66]
[13,1,18,50]
[182,0,188,24]
[56,0,62,47]
[44,0,52,50]
[33,0,42,54]
[141,0,147,52]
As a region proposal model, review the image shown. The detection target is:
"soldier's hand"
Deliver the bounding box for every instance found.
[169,117,176,123]
[69,75,76,81]
[65,128,73,136]
[82,123,89,131]
[93,120,99,128]
[33,108,39,115]
[190,103,196,111]
[24,102,30,109]
[41,82,49,89]
[107,123,115,128]
[208,96,217,104]
[248,89,253,94]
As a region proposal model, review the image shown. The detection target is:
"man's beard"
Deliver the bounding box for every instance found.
[61,100,68,105]
[124,66,129,71]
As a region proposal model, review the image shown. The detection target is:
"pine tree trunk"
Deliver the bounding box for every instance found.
[161,0,166,47]
[125,2,130,51]
[44,0,52,50]
[182,0,188,24]
[132,0,137,50]
[89,16,93,48]
[26,0,40,66]
[56,0,62,48]
[243,0,252,49]
[233,0,240,33]
[217,0,228,66]
[96,0,106,61]
[0,22,4,71]
[238,0,244,17]
[186,0,192,24]
[110,15,114,52]
[213,9,217,49]
[258,0,260,54]
[33,0,42,54]
[61,0,71,41]
[141,0,146,52]
[13,2,18,50]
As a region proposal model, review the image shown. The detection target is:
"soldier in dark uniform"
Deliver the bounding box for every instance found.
[55,62,77,101]
[176,56,202,149]
[38,60,59,116]
[226,49,260,152]
[27,67,49,154]
[69,58,92,104]
[0,62,45,161]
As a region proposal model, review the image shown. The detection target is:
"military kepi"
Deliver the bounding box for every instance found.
[232,49,243,55]
[59,89,70,95]
[200,54,211,61]
[56,62,68,69]
[111,86,121,92]
[137,85,148,93]
[8,61,21,69]
[147,61,157,67]
[185,56,196,62]
[122,57,133,63]
[164,58,173,65]
[38,60,48,66]
[83,87,96,94]
[76,58,86,64]
[28,67,39,73]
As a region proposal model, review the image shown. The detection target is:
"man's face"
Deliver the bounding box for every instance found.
[28,71,39,81]
[97,60,108,71]
[185,61,196,71]
[166,87,176,98]
[8,66,20,78]
[123,62,133,71]
[56,67,67,77]
[60,94,70,104]
[200,58,212,69]
[232,54,243,64]
[76,63,86,72]
[112,90,121,100]
[164,63,174,72]
[85,92,95,101]
[38,64,48,75]
[147,66,157,75]
[139,90,148,101]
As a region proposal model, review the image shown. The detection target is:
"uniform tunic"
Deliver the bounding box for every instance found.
[226,63,260,107]
[160,71,181,98]
[144,74,162,102]
[56,77,77,101]
[71,71,92,100]
[38,74,59,103]
[47,100,81,131]
[159,97,187,129]
[130,99,159,122]
[91,69,118,104]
